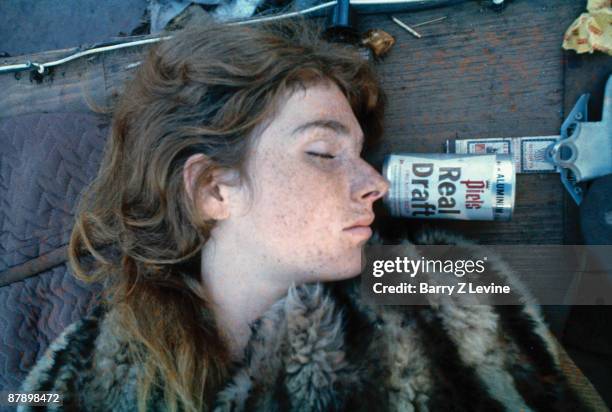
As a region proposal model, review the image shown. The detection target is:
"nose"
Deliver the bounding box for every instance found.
[354,161,390,203]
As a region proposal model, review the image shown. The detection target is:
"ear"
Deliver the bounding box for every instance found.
[183,153,236,221]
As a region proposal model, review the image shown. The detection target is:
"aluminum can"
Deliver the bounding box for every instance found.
[382,153,515,220]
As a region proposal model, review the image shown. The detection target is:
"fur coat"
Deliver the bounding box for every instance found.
[18,230,589,412]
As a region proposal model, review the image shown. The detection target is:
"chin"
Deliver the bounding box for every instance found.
[321,253,364,282]
[300,245,365,283]
[316,269,360,283]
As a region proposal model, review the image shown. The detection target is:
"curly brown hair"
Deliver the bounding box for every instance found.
[68,16,385,412]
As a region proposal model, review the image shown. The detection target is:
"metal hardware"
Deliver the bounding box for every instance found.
[0,37,172,75]
[491,0,505,12]
[547,74,612,205]
[411,15,447,27]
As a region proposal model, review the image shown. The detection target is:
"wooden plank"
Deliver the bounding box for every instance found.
[102,46,146,107]
[0,37,154,118]
[0,47,107,117]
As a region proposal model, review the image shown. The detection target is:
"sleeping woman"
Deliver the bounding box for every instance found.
[19,18,588,412]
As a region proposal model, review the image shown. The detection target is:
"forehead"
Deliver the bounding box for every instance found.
[263,82,362,139]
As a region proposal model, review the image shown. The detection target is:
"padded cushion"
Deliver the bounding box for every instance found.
[0,112,107,400]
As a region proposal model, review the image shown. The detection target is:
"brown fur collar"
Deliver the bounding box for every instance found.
[213,230,586,411]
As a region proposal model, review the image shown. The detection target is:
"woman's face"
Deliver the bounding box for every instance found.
[220,81,389,284]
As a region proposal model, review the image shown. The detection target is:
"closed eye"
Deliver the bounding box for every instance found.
[306,151,336,159]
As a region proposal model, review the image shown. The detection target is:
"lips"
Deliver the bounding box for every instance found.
[343,216,374,239]
[344,215,375,230]
[343,226,373,239]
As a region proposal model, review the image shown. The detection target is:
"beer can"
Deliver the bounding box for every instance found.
[382,153,515,221]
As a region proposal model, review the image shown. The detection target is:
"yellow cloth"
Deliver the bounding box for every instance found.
[562,0,612,55]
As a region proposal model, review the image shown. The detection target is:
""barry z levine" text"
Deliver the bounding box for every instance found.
[372,282,511,295]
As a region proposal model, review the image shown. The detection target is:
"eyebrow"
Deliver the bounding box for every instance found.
[291,119,364,148]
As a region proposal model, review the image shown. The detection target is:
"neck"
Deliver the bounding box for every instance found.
[200,235,292,361]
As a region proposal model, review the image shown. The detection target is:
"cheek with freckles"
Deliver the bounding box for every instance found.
[257,149,342,238]
[247,145,361,279]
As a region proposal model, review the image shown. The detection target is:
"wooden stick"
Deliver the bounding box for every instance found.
[390,16,422,39]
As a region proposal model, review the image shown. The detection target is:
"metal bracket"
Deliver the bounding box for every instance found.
[546,74,612,205]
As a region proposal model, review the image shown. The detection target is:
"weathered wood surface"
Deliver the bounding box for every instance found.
[360,0,605,244]
[1,0,609,244]
[0,36,147,117]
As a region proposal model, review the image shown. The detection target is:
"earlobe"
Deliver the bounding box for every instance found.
[201,182,231,220]
[183,153,232,221]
